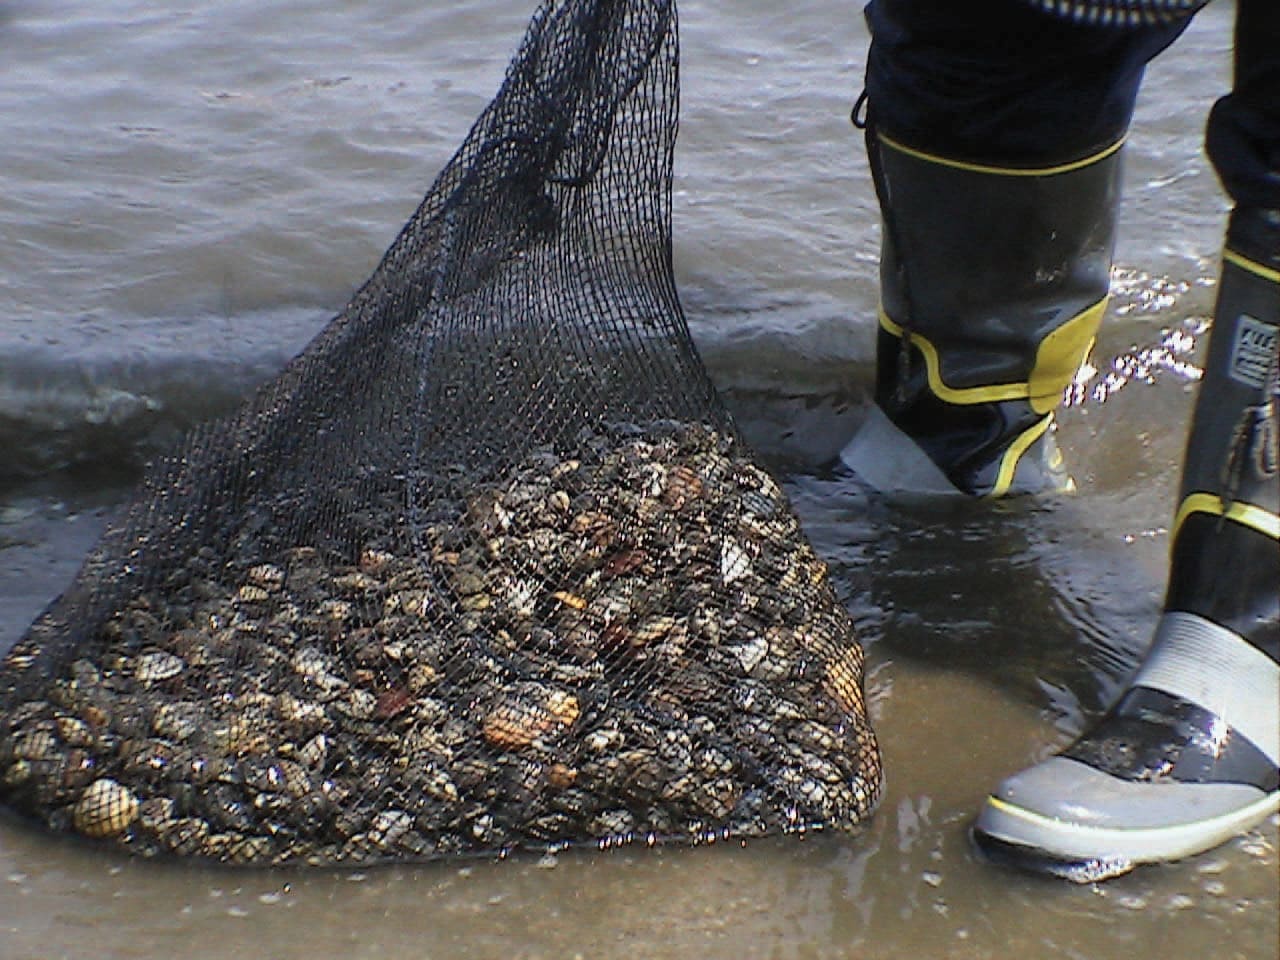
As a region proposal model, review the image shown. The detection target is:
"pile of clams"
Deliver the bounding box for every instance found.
[0,422,880,864]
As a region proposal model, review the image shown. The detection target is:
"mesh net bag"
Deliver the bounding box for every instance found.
[0,0,881,865]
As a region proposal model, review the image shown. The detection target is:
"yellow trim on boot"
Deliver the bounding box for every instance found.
[1030,298,1108,413]
[876,132,1125,178]
[1224,249,1280,286]
[989,415,1054,498]
[880,308,1026,404]
[1172,493,1280,542]
[878,297,1106,412]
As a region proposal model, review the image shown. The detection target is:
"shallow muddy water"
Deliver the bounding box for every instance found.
[1,1,1276,957]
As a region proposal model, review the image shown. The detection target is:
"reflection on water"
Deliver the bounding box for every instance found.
[1068,267,1210,409]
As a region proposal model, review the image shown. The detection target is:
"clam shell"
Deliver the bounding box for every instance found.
[135,651,184,684]
[719,538,750,584]
[74,778,139,838]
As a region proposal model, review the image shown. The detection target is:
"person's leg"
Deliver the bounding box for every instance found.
[973,0,1280,878]
[842,0,1188,495]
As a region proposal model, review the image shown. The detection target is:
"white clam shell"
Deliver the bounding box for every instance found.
[135,651,184,683]
[720,538,750,584]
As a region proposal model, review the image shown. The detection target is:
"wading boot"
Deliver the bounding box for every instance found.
[841,130,1122,496]
[973,209,1280,882]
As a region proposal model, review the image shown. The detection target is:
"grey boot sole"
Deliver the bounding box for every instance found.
[839,403,1077,497]
[838,404,962,496]
[973,760,1279,881]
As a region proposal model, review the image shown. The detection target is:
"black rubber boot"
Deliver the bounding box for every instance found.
[973,209,1280,882]
[840,129,1122,497]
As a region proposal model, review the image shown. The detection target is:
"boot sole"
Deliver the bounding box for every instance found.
[972,788,1280,882]
[838,404,960,495]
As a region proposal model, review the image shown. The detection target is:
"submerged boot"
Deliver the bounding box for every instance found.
[841,130,1122,496]
[973,209,1280,882]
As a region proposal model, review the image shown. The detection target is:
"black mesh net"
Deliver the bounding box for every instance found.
[0,0,881,865]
